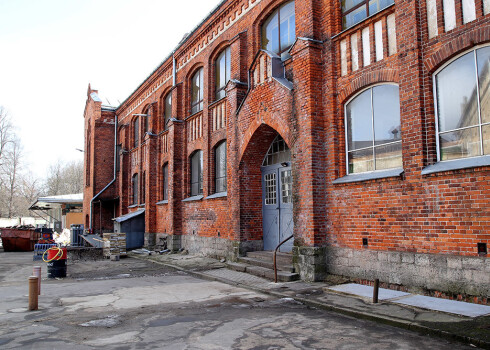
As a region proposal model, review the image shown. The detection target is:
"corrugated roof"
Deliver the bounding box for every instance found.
[113,208,145,223]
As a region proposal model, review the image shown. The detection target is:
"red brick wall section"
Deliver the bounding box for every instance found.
[83,0,489,262]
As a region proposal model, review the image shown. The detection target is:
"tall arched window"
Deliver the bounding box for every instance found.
[216,47,231,100]
[163,93,172,130]
[133,117,139,148]
[132,173,138,205]
[434,46,490,161]
[191,68,204,114]
[190,150,203,196]
[162,163,168,200]
[345,84,402,174]
[261,1,295,58]
[141,171,146,204]
[215,141,227,193]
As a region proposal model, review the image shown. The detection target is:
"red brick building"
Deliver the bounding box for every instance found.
[83,0,490,299]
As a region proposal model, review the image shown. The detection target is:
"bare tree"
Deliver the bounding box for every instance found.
[2,138,23,218]
[44,159,83,196]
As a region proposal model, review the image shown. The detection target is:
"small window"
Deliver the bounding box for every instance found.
[216,47,231,100]
[190,150,203,196]
[132,173,138,205]
[434,46,490,161]
[261,1,295,58]
[345,84,402,174]
[191,68,204,114]
[262,135,291,166]
[133,117,139,148]
[163,93,172,130]
[341,0,394,29]
[162,164,168,200]
[215,141,227,193]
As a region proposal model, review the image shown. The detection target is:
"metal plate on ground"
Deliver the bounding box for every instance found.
[327,283,410,301]
[393,295,490,317]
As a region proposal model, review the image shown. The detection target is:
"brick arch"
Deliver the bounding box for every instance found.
[425,28,490,74]
[338,69,399,104]
[238,112,293,162]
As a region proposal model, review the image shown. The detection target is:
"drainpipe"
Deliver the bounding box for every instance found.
[89,115,118,234]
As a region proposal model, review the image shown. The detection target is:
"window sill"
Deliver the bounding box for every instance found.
[209,96,227,108]
[332,168,404,184]
[156,200,168,205]
[182,195,204,202]
[421,156,490,175]
[128,204,138,209]
[206,192,227,200]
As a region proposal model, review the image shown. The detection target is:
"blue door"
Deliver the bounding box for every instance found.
[261,135,293,252]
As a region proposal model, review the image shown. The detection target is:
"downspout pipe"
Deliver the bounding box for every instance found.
[89,115,118,233]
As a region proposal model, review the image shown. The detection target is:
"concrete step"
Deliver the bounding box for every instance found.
[226,262,299,282]
[238,257,295,273]
[246,265,299,282]
[246,251,293,265]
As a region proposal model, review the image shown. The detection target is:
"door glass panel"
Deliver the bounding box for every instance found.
[281,170,292,204]
[265,173,277,205]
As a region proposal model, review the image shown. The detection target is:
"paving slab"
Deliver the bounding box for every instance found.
[393,294,490,318]
[327,283,410,300]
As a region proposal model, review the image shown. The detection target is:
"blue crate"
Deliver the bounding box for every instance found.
[33,243,58,261]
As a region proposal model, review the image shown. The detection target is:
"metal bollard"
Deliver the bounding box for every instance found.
[28,276,39,311]
[373,278,379,304]
[33,266,41,295]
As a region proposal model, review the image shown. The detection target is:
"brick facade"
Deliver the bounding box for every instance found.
[83,0,490,300]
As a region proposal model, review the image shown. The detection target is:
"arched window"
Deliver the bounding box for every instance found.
[434,46,490,161]
[341,0,394,29]
[216,47,231,100]
[191,68,204,114]
[162,163,168,200]
[132,173,138,205]
[163,93,172,130]
[142,107,149,139]
[261,1,295,58]
[215,141,227,193]
[133,117,139,148]
[345,84,402,174]
[190,150,203,196]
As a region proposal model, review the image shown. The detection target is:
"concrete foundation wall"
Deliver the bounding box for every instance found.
[325,246,490,298]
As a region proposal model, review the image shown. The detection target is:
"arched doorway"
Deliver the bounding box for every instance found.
[261,135,293,252]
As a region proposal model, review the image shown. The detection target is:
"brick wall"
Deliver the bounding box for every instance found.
[83,0,489,297]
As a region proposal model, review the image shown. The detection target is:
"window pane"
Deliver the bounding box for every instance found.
[163,165,168,200]
[280,1,295,52]
[375,142,402,170]
[265,173,277,205]
[343,5,367,28]
[342,0,366,12]
[164,93,172,129]
[439,127,481,160]
[348,148,374,173]
[436,52,479,132]
[373,85,401,145]
[215,142,227,193]
[133,118,139,148]
[346,89,372,151]
[191,151,201,196]
[281,169,292,204]
[262,12,278,51]
[477,46,490,124]
[483,124,490,155]
[368,0,393,15]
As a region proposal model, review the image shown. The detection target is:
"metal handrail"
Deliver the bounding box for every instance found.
[273,234,294,283]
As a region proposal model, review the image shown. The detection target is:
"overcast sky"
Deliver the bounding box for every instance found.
[0,0,221,177]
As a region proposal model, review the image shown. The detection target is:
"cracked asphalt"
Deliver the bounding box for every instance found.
[0,252,476,349]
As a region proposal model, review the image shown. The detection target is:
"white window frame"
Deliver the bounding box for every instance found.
[343,83,402,175]
[433,44,490,163]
